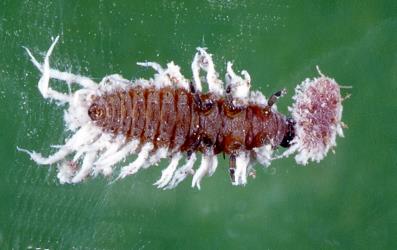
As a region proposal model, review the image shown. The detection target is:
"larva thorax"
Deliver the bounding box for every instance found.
[88,85,290,158]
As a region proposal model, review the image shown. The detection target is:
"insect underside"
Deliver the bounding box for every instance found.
[18,37,345,189]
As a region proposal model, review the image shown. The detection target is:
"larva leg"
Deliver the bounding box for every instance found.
[137,61,164,74]
[224,93,245,117]
[233,152,250,186]
[192,152,215,190]
[229,154,236,181]
[17,125,100,165]
[165,153,197,189]
[117,142,154,180]
[70,151,97,183]
[189,81,215,112]
[24,36,97,93]
[194,93,214,112]
[154,152,182,189]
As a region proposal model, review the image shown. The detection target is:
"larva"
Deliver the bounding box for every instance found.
[18,37,345,189]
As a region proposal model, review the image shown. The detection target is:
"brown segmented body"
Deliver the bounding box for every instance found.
[88,86,289,156]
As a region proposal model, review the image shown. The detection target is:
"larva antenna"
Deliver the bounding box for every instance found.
[284,67,345,165]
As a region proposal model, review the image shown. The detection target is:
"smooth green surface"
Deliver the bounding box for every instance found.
[1,1,396,249]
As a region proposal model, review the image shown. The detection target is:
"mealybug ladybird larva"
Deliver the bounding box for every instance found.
[18,37,346,189]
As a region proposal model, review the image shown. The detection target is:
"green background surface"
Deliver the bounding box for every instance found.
[1,1,396,249]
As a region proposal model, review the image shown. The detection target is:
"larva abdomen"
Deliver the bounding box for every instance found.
[89,86,288,157]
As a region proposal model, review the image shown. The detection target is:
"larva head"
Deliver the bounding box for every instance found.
[88,100,106,122]
[280,118,296,148]
[287,68,344,165]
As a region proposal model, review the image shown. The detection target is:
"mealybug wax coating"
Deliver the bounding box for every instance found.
[18,36,346,189]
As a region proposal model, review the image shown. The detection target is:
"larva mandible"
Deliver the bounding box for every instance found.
[18,36,345,189]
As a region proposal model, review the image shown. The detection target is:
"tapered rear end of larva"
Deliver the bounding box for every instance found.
[287,67,345,165]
